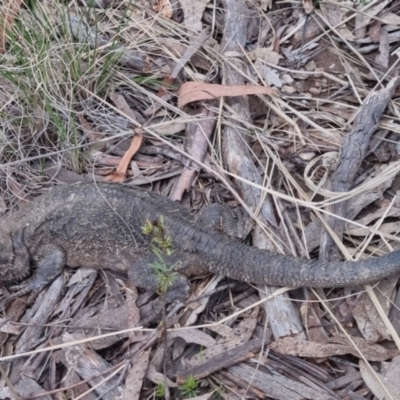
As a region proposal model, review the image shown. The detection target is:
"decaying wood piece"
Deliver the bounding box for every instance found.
[228,363,335,400]
[14,376,53,400]
[124,348,151,400]
[176,339,263,381]
[319,77,400,261]
[61,332,124,399]
[9,275,64,382]
[221,0,304,339]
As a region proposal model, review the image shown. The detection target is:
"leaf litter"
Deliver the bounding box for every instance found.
[1,0,400,399]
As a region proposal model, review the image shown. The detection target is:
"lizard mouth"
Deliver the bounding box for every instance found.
[0,266,30,284]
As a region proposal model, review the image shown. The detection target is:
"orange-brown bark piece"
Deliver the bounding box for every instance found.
[178,82,277,108]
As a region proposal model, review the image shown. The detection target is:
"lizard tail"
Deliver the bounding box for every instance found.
[196,233,400,288]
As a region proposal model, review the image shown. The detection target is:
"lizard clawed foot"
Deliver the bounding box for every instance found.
[5,244,66,303]
[7,276,49,303]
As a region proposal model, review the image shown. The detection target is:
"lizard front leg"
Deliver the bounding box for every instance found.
[0,230,31,284]
[9,243,66,302]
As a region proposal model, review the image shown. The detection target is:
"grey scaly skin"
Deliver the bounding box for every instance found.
[0,182,399,302]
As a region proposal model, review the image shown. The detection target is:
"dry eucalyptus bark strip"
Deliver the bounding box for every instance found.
[319,77,400,261]
[220,0,304,339]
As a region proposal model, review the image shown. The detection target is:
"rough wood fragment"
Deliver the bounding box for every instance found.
[221,0,304,340]
[229,363,335,400]
[61,367,97,400]
[176,339,263,381]
[268,350,330,384]
[327,372,362,390]
[183,306,259,369]
[15,275,64,355]
[319,77,400,261]
[214,369,265,398]
[270,336,399,361]
[14,376,52,400]
[124,349,151,400]
[61,332,124,399]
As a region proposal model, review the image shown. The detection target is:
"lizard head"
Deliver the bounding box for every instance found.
[0,230,15,281]
[0,227,30,283]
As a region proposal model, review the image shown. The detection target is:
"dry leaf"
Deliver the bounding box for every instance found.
[167,329,216,347]
[346,222,400,236]
[359,359,400,400]
[300,303,329,344]
[247,48,281,64]
[146,364,178,387]
[9,178,30,205]
[385,355,400,387]
[125,286,143,342]
[109,91,140,122]
[152,0,173,19]
[105,132,143,182]
[259,0,272,11]
[149,118,186,135]
[180,0,210,33]
[262,65,283,88]
[368,20,381,43]
[356,0,392,31]
[123,348,151,400]
[349,279,397,342]
[382,12,400,27]
[346,197,400,233]
[106,91,144,182]
[188,393,214,400]
[0,319,20,335]
[178,82,277,108]
[185,306,259,368]
[77,114,103,143]
[302,0,314,14]
[320,3,355,41]
[184,276,223,326]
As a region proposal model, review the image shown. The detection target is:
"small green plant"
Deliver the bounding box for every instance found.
[155,382,166,398]
[149,247,178,295]
[179,375,199,398]
[142,216,177,294]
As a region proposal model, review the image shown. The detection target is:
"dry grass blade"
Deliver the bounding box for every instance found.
[0,0,24,54]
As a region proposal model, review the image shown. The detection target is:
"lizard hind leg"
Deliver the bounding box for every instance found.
[8,243,66,302]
